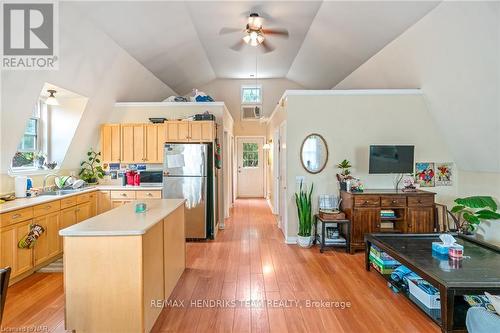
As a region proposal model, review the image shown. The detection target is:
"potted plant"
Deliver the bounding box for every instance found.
[79,148,105,184]
[336,159,353,191]
[295,181,314,248]
[450,196,500,234]
[34,151,46,169]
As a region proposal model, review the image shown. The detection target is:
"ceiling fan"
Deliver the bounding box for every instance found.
[219,13,289,53]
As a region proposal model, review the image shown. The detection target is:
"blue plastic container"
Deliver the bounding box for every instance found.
[432,242,451,255]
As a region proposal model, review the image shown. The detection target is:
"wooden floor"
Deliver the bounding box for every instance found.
[2,199,440,332]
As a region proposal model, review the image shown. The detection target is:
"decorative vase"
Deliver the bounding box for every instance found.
[339,181,347,191]
[297,235,313,248]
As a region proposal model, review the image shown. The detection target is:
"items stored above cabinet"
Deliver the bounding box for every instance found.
[101,121,216,163]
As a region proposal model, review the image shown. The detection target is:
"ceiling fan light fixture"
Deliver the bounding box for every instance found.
[46,89,59,106]
[243,31,264,46]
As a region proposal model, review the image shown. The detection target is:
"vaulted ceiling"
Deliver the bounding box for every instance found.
[74,1,439,95]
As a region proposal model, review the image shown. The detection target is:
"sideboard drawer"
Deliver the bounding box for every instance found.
[354,196,380,207]
[33,201,61,218]
[381,196,407,207]
[408,196,434,207]
[0,207,33,227]
[110,191,137,199]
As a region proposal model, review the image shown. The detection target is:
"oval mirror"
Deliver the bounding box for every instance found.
[300,134,329,174]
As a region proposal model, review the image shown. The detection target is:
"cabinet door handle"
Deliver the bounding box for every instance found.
[392,200,397,204]
[47,205,51,209]
[121,193,127,196]
[12,214,21,219]
[146,193,152,197]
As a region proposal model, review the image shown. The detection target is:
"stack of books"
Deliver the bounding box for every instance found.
[369,245,401,274]
[380,210,396,219]
[317,226,346,245]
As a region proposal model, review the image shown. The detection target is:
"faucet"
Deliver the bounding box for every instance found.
[43,173,59,192]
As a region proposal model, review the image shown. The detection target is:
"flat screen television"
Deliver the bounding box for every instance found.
[369,145,414,174]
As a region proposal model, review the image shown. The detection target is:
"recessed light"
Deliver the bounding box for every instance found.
[250,74,255,77]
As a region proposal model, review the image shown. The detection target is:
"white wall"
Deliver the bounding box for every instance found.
[198,78,303,136]
[334,1,500,244]
[282,92,457,239]
[0,3,175,193]
[335,1,500,173]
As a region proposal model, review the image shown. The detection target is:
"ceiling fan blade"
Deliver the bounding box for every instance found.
[262,28,289,38]
[260,40,274,53]
[230,40,245,52]
[219,27,242,35]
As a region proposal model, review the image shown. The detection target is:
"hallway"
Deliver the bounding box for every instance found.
[2,199,439,332]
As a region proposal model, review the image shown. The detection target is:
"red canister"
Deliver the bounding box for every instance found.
[134,173,140,186]
[449,246,464,259]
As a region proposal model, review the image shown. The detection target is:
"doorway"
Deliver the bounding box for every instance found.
[236,136,265,198]
[278,122,287,234]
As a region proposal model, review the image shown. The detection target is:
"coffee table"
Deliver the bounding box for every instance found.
[365,233,500,333]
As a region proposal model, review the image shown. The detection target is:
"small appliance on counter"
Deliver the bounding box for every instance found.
[138,170,163,187]
[125,170,140,186]
[15,176,28,198]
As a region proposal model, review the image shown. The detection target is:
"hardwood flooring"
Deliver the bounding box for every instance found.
[1,199,440,333]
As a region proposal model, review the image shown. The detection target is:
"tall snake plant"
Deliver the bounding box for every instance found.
[295,181,314,237]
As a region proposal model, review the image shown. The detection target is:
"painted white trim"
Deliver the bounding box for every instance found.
[282,89,423,98]
[285,236,297,245]
[266,198,276,214]
[114,101,226,108]
[8,168,60,177]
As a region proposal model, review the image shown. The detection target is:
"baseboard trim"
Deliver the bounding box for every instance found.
[285,236,297,245]
[266,198,274,212]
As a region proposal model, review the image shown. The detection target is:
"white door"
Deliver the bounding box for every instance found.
[237,137,264,198]
[273,128,280,217]
[279,122,287,234]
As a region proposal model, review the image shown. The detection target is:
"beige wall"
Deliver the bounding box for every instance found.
[198,78,303,136]
[279,92,457,240]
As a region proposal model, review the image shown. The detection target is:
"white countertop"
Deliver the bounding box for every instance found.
[59,199,184,237]
[0,185,163,213]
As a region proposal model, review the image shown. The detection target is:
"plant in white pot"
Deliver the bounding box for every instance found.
[295,181,314,248]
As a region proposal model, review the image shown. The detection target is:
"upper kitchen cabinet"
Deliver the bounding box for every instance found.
[121,124,145,163]
[167,121,215,142]
[144,124,163,163]
[101,124,121,162]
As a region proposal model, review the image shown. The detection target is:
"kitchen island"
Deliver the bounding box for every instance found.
[59,199,186,333]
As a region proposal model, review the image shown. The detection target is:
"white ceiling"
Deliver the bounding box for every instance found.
[74,1,439,94]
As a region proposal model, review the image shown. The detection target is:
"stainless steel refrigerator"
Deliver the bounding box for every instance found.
[163,143,214,239]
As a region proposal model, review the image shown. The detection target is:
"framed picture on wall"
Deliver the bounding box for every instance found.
[436,162,453,186]
[415,162,435,187]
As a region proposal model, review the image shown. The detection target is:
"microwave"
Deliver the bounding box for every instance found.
[138,170,163,186]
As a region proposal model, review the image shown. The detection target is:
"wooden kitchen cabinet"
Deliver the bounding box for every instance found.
[144,124,162,163]
[34,211,61,265]
[97,190,112,214]
[166,121,189,142]
[89,192,97,217]
[190,121,215,141]
[76,202,92,223]
[0,219,34,278]
[101,124,121,163]
[121,124,145,163]
[111,200,133,209]
[60,206,77,230]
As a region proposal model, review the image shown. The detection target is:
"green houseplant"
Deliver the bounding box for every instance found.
[79,148,105,184]
[450,196,500,233]
[295,181,314,248]
[336,159,353,191]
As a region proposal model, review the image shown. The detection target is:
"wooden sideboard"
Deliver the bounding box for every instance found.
[340,189,436,253]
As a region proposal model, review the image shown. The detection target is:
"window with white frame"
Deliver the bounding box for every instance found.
[241,85,262,104]
[11,100,46,169]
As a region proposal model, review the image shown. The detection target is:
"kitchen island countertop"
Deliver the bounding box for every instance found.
[59,199,184,237]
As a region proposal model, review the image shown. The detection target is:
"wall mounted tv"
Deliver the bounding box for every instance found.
[369,145,414,174]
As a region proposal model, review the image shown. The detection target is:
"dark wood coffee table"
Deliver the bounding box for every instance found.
[365,233,500,333]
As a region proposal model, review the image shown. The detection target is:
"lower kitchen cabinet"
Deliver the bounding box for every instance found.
[76,202,92,223]
[97,190,112,214]
[89,192,97,217]
[34,211,61,265]
[407,207,434,233]
[0,219,34,278]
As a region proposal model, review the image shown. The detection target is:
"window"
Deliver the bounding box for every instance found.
[11,100,44,169]
[242,143,259,167]
[241,85,262,104]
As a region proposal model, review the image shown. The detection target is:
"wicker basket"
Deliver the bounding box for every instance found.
[319,211,346,220]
